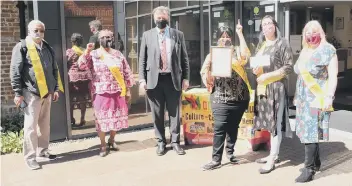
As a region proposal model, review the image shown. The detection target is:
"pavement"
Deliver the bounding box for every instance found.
[2,124,352,186]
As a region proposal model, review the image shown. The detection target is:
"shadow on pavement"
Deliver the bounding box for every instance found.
[236,135,352,181]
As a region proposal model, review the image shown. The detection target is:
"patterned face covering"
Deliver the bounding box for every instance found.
[305,33,321,46]
[217,38,232,47]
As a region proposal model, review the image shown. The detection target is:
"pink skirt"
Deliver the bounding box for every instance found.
[93,92,128,132]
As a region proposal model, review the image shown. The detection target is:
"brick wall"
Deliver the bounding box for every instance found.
[64,1,114,31]
[1,1,20,109]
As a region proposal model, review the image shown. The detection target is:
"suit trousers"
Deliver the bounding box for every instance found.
[146,74,181,145]
[211,100,249,163]
[23,90,52,161]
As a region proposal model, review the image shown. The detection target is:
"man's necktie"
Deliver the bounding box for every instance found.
[160,32,167,71]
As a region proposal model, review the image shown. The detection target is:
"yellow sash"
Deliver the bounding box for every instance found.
[72,45,84,56]
[297,57,333,111]
[26,37,64,98]
[99,48,127,96]
[232,46,253,96]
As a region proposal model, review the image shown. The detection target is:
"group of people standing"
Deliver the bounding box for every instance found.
[200,14,338,183]
[10,5,338,184]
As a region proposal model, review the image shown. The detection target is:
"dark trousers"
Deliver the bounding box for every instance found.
[211,100,249,163]
[304,143,321,171]
[147,74,181,145]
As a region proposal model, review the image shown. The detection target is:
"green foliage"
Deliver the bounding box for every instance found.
[1,129,24,154]
[1,112,24,154]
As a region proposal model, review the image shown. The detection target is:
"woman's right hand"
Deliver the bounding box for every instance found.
[86,43,94,54]
[253,67,261,75]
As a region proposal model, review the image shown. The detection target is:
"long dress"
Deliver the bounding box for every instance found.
[78,48,135,132]
[253,37,294,137]
[294,43,336,143]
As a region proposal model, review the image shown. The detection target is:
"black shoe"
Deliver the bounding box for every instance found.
[227,155,239,163]
[202,161,221,171]
[156,143,166,156]
[295,168,315,183]
[171,143,185,155]
[259,164,275,174]
[38,151,57,160]
[299,167,320,173]
[25,160,41,170]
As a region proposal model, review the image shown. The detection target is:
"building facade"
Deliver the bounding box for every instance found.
[1,0,351,140]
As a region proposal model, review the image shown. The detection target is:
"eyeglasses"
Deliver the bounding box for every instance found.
[262,22,274,27]
[34,29,45,33]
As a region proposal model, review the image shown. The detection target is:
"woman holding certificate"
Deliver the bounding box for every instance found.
[200,20,251,171]
[293,21,338,183]
[78,30,135,157]
[251,15,294,174]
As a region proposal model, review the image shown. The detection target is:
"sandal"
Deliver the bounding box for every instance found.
[108,139,118,151]
[99,146,109,157]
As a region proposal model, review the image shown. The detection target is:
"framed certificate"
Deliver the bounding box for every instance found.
[210,46,233,78]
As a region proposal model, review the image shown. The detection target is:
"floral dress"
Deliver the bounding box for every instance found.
[253,38,294,137]
[78,49,135,132]
[294,43,336,143]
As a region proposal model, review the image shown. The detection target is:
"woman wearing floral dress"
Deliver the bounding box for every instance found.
[293,20,338,183]
[251,15,294,174]
[78,30,135,156]
[66,33,92,127]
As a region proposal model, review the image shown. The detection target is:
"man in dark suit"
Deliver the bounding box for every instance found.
[139,6,190,156]
[88,20,124,52]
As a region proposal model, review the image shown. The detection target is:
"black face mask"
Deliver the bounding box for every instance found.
[100,38,112,48]
[155,19,168,29]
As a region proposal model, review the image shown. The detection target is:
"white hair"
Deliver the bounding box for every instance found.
[302,20,327,48]
[152,6,170,19]
[28,20,45,31]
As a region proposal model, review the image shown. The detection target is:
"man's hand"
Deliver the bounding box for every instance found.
[14,96,24,107]
[139,81,147,90]
[182,79,189,90]
[52,92,59,102]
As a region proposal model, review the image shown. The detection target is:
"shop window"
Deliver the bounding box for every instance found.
[188,1,200,6]
[153,1,168,8]
[210,2,235,46]
[138,15,152,71]
[138,1,152,15]
[126,18,138,74]
[126,2,137,17]
[170,1,187,9]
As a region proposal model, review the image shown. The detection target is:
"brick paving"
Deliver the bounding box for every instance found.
[2,128,352,186]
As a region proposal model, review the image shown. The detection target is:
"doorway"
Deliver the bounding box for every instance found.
[171,8,202,87]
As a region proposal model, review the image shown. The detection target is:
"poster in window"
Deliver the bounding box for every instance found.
[335,17,344,30]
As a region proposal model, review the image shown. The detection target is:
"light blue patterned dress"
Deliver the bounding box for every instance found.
[294,43,336,143]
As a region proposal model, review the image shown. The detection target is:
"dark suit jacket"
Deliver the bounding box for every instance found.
[139,28,189,91]
[89,31,124,52]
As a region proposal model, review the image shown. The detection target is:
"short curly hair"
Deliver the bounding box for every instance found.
[70,33,83,47]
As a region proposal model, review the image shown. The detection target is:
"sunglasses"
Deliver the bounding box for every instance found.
[34,29,45,33]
